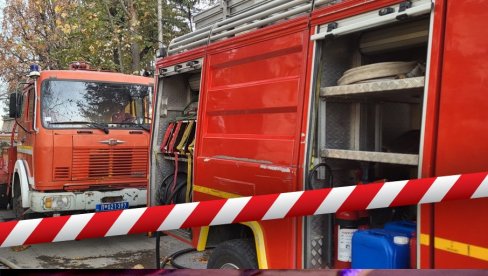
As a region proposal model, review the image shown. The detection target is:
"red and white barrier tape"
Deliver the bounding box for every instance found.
[1,172,487,248]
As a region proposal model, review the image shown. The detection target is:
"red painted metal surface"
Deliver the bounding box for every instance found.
[418,0,448,268]
[156,47,206,68]
[428,0,488,268]
[194,26,310,268]
[152,0,488,269]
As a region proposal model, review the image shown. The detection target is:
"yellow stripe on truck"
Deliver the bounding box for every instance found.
[193,185,242,199]
[193,185,268,268]
[420,234,488,262]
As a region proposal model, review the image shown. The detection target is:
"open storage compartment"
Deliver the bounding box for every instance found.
[318,18,428,169]
[306,0,432,269]
[151,59,203,240]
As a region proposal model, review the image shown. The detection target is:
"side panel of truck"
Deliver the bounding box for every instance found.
[194,25,310,267]
[425,0,488,268]
[18,85,36,186]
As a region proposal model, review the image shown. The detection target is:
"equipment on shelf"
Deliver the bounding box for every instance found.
[160,122,175,154]
[337,61,423,85]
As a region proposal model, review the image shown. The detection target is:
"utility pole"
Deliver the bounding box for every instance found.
[158,0,163,48]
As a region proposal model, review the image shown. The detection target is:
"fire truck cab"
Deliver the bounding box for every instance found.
[3,62,153,218]
[151,0,488,269]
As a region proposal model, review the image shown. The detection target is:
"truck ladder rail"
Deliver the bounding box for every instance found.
[168,0,338,55]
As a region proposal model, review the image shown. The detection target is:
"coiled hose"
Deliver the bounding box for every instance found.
[157,172,187,205]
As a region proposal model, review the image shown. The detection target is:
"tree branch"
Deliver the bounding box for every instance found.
[118,0,131,17]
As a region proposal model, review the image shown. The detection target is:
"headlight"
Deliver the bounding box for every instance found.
[43,195,71,210]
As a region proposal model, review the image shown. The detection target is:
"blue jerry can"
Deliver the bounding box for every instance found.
[351,229,410,269]
[384,220,416,238]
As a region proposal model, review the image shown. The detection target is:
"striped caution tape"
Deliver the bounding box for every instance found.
[0,172,487,248]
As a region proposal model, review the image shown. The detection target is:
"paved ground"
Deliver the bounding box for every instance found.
[0,210,209,269]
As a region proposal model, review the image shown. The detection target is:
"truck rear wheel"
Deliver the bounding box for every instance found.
[207,239,258,269]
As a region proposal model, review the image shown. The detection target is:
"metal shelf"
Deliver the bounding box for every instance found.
[159,153,189,162]
[321,148,418,166]
[320,76,425,98]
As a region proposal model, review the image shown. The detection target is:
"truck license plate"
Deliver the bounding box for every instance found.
[95,201,129,212]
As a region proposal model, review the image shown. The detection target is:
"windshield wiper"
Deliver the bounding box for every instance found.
[49,121,110,134]
[111,122,150,132]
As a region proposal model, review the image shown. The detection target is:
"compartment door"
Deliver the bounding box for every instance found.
[195,30,309,197]
[194,29,310,268]
[423,0,488,268]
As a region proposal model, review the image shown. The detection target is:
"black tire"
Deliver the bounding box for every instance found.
[0,184,8,209]
[207,239,258,269]
[12,177,25,219]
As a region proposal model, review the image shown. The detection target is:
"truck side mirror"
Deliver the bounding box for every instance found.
[9,92,23,119]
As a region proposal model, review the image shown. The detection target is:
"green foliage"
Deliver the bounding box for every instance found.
[0,0,215,89]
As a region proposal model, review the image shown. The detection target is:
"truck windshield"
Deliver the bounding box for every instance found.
[41,80,152,129]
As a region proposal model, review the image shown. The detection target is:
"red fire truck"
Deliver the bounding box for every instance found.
[150,0,488,269]
[0,62,153,219]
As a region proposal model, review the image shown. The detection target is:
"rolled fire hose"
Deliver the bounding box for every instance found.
[337,61,418,85]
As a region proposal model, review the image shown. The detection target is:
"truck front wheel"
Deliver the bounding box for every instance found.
[207,239,258,269]
[12,177,25,219]
[0,184,8,209]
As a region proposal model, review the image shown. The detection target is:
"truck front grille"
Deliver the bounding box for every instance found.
[54,167,70,180]
[72,148,148,180]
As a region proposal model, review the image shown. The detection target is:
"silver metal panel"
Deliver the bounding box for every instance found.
[194,0,274,29]
[161,154,189,162]
[321,77,425,97]
[194,5,222,29]
[159,58,203,78]
[312,0,433,40]
[325,103,352,150]
[304,34,326,269]
[170,0,309,54]
[309,226,326,268]
[170,0,339,55]
[314,0,342,8]
[320,36,357,151]
[321,149,419,165]
[152,73,198,206]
